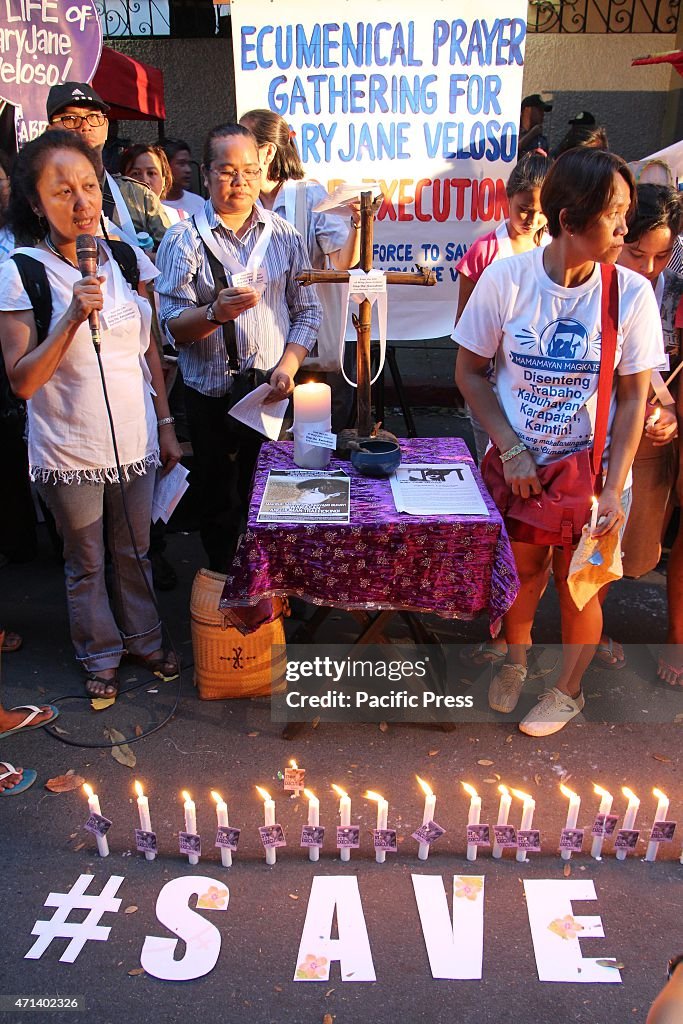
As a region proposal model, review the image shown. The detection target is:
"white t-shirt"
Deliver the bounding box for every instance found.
[452,246,664,469]
[0,241,159,483]
[163,190,205,219]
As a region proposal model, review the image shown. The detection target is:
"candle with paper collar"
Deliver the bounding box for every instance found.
[492,784,512,859]
[83,783,109,858]
[134,781,155,861]
[212,790,232,868]
[293,382,331,469]
[590,784,613,859]
[305,788,320,863]
[366,790,388,863]
[645,788,669,862]
[463,782,481,862]
[416,776,436,861]
[181,790,199,865]
[560,784,581,861]
[616,787,640,861]
[289,759,303,798]
[332,784,352,862]
[512,788,535,863]
[256,786,277,865]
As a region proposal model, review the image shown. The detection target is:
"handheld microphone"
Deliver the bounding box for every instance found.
[75,233,101,349]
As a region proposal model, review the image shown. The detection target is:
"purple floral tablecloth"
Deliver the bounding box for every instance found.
[219,438,519,634]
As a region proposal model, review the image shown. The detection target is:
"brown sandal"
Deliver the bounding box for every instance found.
[85,671,119,699]
[131,651,179,682]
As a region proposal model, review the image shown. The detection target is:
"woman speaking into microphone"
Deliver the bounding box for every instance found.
[0,131,182,699]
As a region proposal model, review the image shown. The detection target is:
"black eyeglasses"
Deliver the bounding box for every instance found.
[210,166,261,182]
[51,112,107,130]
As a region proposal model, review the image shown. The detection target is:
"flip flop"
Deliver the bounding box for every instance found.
[656,657,683,687]
[0,762,37,796]
[0,704,60,740]
[1,631,23,653]
[593,638,626,671]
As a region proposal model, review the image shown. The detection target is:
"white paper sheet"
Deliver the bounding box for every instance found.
[524,879,621,984]
[293,876,376,982]
[257,470,350,524]
[151,463,190,524]
[412,874,484,979]
[227,383,289,440]
[390,464,489,516]
[312,182,380,215]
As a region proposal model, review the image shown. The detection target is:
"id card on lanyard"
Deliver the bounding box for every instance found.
[194,207,272,291]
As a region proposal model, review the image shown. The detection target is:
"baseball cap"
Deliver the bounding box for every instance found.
[47,82,110,120]
[521,94,553,112]
[568,110,596,126]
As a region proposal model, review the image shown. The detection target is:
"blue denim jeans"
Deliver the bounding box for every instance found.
[37,470,162,672]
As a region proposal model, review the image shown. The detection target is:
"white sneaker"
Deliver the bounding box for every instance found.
[518,687,585,737]
[488,663,528,713]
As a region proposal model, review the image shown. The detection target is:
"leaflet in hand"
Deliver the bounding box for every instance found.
[152,463,190,524]
[390,464,489,516]
[228,383,289,440]
[312,182,380,215]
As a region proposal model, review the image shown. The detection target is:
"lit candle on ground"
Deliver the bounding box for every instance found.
[492,784,512,859]
[511,788,536,863]
[212,790,232,868]
[616,787,640,861]
[462,782,482,862]
[365,790,388,864]
[134,781,155,861]
[289,759,303,798]
[645,788,669,862]
[256,786,277,865]
[83,783,109,858]
[560,784,581,861]
[416,776,436,861]
[181,790,199,866]
[590,784,613,860]
[590,496,599,532]
[293,382,332,469]
[332,784,352,862]
[304,788,320,863]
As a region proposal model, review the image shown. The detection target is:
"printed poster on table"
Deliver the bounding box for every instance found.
[230,0,528,339]
[257,469,350,523]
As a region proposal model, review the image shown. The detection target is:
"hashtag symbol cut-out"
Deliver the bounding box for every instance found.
[25,874,124,963]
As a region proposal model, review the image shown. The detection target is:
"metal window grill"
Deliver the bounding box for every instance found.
[528,0,680,33]
[96,0,229,38]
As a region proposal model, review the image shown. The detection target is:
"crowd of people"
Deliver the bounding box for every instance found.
[0,81,681,785]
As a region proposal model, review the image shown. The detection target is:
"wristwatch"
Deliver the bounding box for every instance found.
[206,302,224,324]
[667,955,683,980]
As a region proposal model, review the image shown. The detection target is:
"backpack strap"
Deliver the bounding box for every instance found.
[11,254,52,346]
[591,263,619,478]
[107,238,140,291]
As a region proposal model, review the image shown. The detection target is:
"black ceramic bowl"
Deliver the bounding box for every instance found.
[350,439,402,477]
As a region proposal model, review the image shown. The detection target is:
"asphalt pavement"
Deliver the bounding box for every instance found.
[1,399,681,1024]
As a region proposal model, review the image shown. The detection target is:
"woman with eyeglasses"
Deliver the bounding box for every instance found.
[155,123,322,572]
[0,131,182,699]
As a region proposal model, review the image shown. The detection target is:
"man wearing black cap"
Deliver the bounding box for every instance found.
[518,93,552,156]
[46,82,170,248]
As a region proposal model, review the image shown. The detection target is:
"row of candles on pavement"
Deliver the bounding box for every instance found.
[81,767,679,866]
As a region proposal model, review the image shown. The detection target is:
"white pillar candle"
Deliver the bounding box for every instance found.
[416,776,436,862]
[293,382,332,469]
[305,788,320,863]
[463,783,482,862]
[212,790,232,868]
[332,784,352,862]
[366,791,388,864]
[83,783,109,858]
[256,786,277,865]
[616,787,640,861]
[645,788,669,863]
[560,785,581,861]
[590,496,599,532]
[512,788,536,863]
[492,784,512,859]
[182,790,199,866]
[134,781,155,862]
[590,784,613,860]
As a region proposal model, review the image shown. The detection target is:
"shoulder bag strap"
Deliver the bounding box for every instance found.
[591,262,619,477]
[193,216,240,376]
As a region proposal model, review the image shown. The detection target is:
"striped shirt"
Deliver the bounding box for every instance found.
[155,200,322,397]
